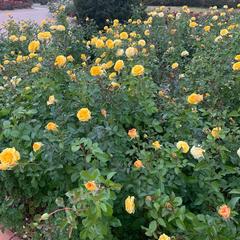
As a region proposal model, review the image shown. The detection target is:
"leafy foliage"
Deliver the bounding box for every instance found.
[0,3,240,240]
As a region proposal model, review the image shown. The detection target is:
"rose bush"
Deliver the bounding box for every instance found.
[0,3,240,240]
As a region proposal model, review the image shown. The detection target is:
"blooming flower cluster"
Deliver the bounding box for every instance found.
[0,3,240,240]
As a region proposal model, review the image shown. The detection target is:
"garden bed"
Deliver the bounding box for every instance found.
[0,2,240,240]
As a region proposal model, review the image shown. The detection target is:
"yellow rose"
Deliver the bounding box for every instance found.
[235,55,240,61]
[0,147,20,169]
[125,196,135,214]
[45,122,58,131]
[9,35,18,42]
[211,127,221,139]
[232,62,240,71]
[187,93,203,105]
[106,39,115,49]
[105,61,114,69]
[77,108,91,122]
[28,41,40,53]
[189,21,198,28]
[90,66,103,77]
[110,82,120,89]
[114,60,124,72]
[33,142,43,152]
[116,49,124,57]
[131,65,144,76]
[38,32,52,41]
[204,26,211,32]
[176,141,190,153]
[109,72,117,80]
[81,54,87,61]
[190,146,205,159]
[31,66,40,73]
[47,95,56,105]
[152,141,161,150]
[56,25,66,31]
[138,39,146,47]
[159,234,171,240]
[95,39,105,48]
[144,29,150,36]
[54,55,66,67]
[114,39,122,47]
[125,47,138,58]
[19,36,27,41]
[171,62,179,69]
[120,32,128,40]
[220,29,229,36]
[16,55,23,63]
[67,55,74,62]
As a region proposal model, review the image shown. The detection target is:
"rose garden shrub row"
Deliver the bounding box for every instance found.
[0,3,240,240]
[146,0,239,7]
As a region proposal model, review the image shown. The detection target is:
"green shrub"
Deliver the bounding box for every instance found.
[73,0,142,28]
[0,3,240,240]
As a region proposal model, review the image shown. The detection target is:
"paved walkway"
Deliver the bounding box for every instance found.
[0,4,51,24]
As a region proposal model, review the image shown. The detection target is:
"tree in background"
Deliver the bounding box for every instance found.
[73,0,142,28]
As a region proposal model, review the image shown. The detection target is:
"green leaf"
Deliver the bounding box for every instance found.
[148,220,157,234]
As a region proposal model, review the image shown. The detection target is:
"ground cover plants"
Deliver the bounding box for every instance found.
[0,3,240,240]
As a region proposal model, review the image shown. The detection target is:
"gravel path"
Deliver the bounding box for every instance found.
[0,4,51,25]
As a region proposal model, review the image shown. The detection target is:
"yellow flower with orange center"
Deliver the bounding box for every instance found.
[19,35,27,41]
[9,35,18,42]
[128,128,138,139]
[90,66,103,76]
[152,141,161,150]
[77,108,91,122]
[220,29,229,36]
[131,65,144,76]
[47,95,56,105]
[31,66,40,73]
[0,147,20,170]
[176,141,190,153]
[67,55,74,62]
[232,62,240,71]
[125,47,138,58]
[189,21,198,28]
[158,234,171,240]
[190,146,205,159]
[204,26,211,32]
[54,55,67,67]
[33,142,43,152]
[85,181,97,191]
[138,39,146,47]
[134,160,143,168]
[114,60,124,72]
[218,204,231,219]
[120,32,128,40]
[235,55,240,61]
[106,39,115,49]
[187,93,203,105]
[28,40,40,53]
[37,31,52,41]
[211,127,221,139]
[95,39,105,48]
[171,62,179,69]
[45,122,58,131]
[125,196,135,214]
